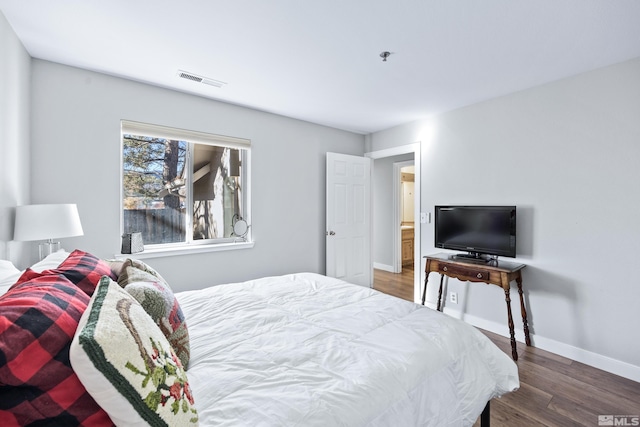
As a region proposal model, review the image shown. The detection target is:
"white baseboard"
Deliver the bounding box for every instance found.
[373,262,395,273]
[438,308,640,383]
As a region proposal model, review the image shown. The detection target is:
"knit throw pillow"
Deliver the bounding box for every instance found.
[70,276,198,426]
[117,259,190,368]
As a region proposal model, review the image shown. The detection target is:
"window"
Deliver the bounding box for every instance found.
[121,120,251,251]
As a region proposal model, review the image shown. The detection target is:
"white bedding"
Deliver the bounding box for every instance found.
[176,273,519,427]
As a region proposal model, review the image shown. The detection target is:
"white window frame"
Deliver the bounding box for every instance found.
[117,120,253,259]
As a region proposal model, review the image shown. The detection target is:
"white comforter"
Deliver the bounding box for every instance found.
[176,273,518,427]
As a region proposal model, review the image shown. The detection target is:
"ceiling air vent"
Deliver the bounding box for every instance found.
[177,70,226,88]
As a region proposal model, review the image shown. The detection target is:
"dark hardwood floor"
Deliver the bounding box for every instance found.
[373,265,415,302]
[373,268,640,427]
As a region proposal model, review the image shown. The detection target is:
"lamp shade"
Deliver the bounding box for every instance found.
[14,204,84,242]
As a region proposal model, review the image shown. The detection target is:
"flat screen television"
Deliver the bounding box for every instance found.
[434,206,517,260]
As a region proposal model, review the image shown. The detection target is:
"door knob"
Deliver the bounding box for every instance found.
[326,231,336,236]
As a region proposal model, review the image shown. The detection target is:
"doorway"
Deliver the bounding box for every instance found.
[366,143,421,303]
[396,161,415,273]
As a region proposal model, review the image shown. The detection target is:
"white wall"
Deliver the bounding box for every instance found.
[367,57,640,381]
[0,12,30,266]
[29,60,364,290]
[372,153,413,269]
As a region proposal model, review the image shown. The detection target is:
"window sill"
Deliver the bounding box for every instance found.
[113,241,254,260]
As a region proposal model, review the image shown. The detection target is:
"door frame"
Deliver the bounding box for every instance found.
[365,142,422,303]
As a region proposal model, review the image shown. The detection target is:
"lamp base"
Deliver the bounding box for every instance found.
[39,241,61,260]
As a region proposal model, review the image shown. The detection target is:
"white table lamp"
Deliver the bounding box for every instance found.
[14,204,84,260]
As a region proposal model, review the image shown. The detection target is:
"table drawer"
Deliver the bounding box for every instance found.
[438,264,490,282]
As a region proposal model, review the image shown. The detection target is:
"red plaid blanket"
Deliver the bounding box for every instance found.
[19,249,117,297]
[0,271,112,425]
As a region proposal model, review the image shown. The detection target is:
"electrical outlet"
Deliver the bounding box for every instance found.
[450,292,458,304]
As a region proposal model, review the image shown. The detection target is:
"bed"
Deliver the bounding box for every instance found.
[0,250,518,426]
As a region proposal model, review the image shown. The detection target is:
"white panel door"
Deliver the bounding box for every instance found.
[326,152,371,287]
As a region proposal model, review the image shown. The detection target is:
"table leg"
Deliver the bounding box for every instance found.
[502,277,518,361]
[422,259,432,305]
[516,275,531,346]
[421,272,428,305]
[437,274,444,312]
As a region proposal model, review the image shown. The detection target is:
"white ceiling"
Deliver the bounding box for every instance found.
[2,1,640,134]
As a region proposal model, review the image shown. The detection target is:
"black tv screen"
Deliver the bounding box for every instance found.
[434,206,517,258]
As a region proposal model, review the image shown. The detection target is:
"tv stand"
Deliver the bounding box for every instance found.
[422,253,531,361]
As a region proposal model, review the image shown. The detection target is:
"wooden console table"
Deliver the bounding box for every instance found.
[422,253,531,361]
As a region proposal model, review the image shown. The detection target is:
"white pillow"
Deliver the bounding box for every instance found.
[0,260,21,295]
[30,250,70,273]
[70,276,198,426]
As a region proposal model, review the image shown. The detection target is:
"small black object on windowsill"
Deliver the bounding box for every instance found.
[121,232,144,254]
